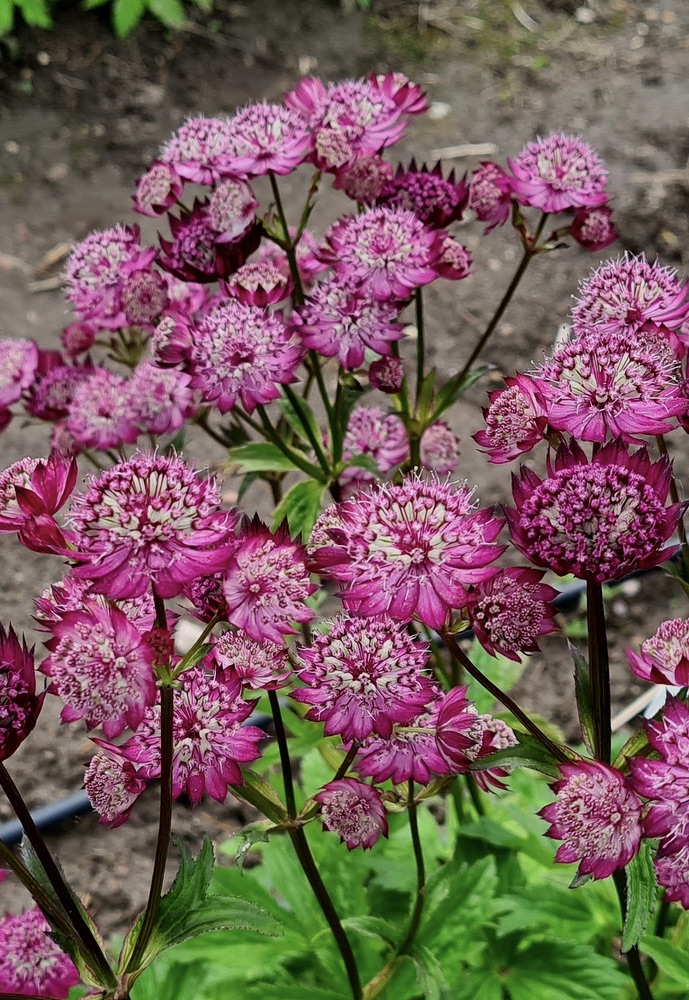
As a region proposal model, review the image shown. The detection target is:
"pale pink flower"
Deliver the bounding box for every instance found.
[150,311,195,368]
[213,629,291,690]
[208,178,258,242]
[539,760,643,879]
[65,368,139,451]
[508,133,608,213]
[293,614,435,741]
[473,374,547,464]
[434,235,472,281]
[225,101,311,176]
[420,421,460,475]
[342,406,409,475]
[0,906,79,998]
[627,619,689,686]
[468,161,513,232]
[568,204,617,251]
[159,115,236,184]
[0,624,44,761]
[222,520,316,643]
[189,299,302,413]
[120,267,169,327]
[369,71,428,114]
[318,207,444,302]
[133,160,184,217]
[369,355,404,394]
[222,260,292,306]
[0,338,38,408]
[70,452,239,600]
[355,697,450,785]
[127,362,194,436]
[507,439,680,582]
[84,744,148,827]
[310,474,504,630]
[314,778,388,850]
[41,600,157,737]
[334,155,394,205]
[467,567,559,661]
[654,845,689,909]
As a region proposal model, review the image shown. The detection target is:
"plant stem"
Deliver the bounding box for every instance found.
[414,288,425,409]
[332,744,360,782]
[464,773,485,816]
[442,632,568,763]
[587,580,611,763]
[269,171,304,304]
[0,763,116,988]
[268,692,362,1000]
[397,782,425,956]
[255,404,327,482]
[0,838,78,942]
[613,871,655,1000]
[278,387,331,476]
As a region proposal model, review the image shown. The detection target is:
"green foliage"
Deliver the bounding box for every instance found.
[0,0,213,37]
[622,841,658,952]
[271,478,327,539]
[0,0,52,35]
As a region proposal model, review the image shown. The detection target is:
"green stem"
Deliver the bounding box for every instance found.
[255,404,326,482]
[0,838,79,944]
[268,690,298,820]
[587,580,611,763]
[464,773,485,816]
[278,386,330,476]
[269,171,304,305]
[308,349,336,432]
[332,744,360,782]
[397,782,425,956]
[414,288,425,409]
[613,871,655,1000]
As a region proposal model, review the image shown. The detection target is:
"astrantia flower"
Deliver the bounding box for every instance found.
[571,254,689,339]
[189,299,302,413]
[222,520,315,643]
[471,715,519,793]
[70,452,239,600]
[61,322,96,358]
[121,267,169,327]
[0,625,43,761]
[293,614,435,741]
[355,697,450,785]
[539,760,643,879]
[133,160,183,217]
[65,368,139,451]
[0,338,38,408]
[41,600,156,737]
[0,458,39,531]
[127,362,194,436]
[317,207,444,302]
[159,115,235,184]
[379,159,467,228]
[150,311,195,368]
[507,439,680,582]
[568,204,617,251]
[293,274,403,369]
[0,451,76,534]
[334,155,394,205]
[0,906,79,999]
[370,71,427,114]
[473,374,547,464]
[213,629,291,690]
[534,327,687,442]
[222,260,292,306]
[468,161,513,232]
[25,363,91,422]
[420,421,460,475]
[627,618,689,686]
[84,744,148,827]
[467,567,559,661]
[115,666,264,804]
[64,225,153,328]
[508,133,608,213]
[342,406,409,476]
[159,200,261,283]
[208,178,258,243]
[310,474,504,629]
[225,101,311,176]
[434,685,483,772]
[369,355,404,394]
[654,845,689,908]
[315,778,388,850]
[434,235,472,281]
[181,572,228,623]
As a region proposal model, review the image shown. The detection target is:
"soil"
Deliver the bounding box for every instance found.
[1,0,689,940]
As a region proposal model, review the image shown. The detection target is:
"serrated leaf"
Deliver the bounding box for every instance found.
[227,442,301,474]
[272,478,326,540]
[641,935,689,984]
[411,944,451,1000]
[470,730,563,779]
[570,641,595,755]
[504,940,628,999]
[622,841,658,952]
[433,365,490,419]
[230,769,288,824]
[113,0,146,36]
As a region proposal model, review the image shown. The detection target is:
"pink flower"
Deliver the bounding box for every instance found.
[627,619,689,686]
[471,715,519,792]
[256,228,326,286]
[468,161,513,232]
[41,600,157,737]
[222,520,316,643]
[292,274,403,369]
[159,115,236,184]
[369,71,428,114]
[473,374,547,464]
[65,368,139,451]
[0,451,76,534]
[434,686,483,772]
[213,629,291,690]
[0,906,79,998]
[0,458,40,531]
[133,161,184,217]
[310,474,504,630]
[293,614,435,741]
[534,327,687,442]
[572,254,689,339]
[189,299,302,413]
[420,421,460,475]
[507,439,680,582]
[150,311,195,368]
[84,743,148,827]
[379,159,468,228]
[539,760,643,879]
[355,697,451,785]
[630,699,689,855]
[317,207,444,302]
[369,355,404,394]
[115,665,264,804]
[0,624,44,761]
[434,235,472,281]
[25,363,92,422]
[127,362,194,436]
[222,260,292,306]
[0,338,38,408]
[334,155,394,205]
[181,572,228,623]
[508,133,608,213]
[35,574,172,635]
[225,101,311,176]
[342,405,409,478]
[159,200,261,283]
[467,567,559,661]
[208,178,258,243]
[120,267,169,328]
[653,845,689,909]
[70,452,239,600]
[568,204,617,251]
[61,322,96,357]
[314,778,388,850]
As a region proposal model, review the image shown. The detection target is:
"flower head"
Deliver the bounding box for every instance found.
[467,567,559,661]
[127,362,194,436]
[342,406,409,476]
[653,845,689,909]
[310,474,504,629]
[508,133,608,213]
[159,200,261,283]
[507,439,680,582]
[26,363,91,422]
[420,421,460,475]
[225,101,311,176]
[568,204,617,251]
[181,572,228,623]
[379,159,468,227]
[293,614,435,741]
[468,161,513,232]
[434,235,472,281]
[133,160,184,217]
[434,686,483,772]
[333,155,394,205]
[0,625,43,761]
[208,178,259,243]
[314,778,388,850]
[213,629,291,690]
[0,906,79,998]
[70,452,239,600]
[627,619,689,686]
[539,760,643,879]
[473,374,547,464]
[355,696,450,785]
[369,355,404,394]
[159,115,235,184]
[121,267,169,327]
[84,743,148,827]
[0,451,76,534]
[0,338,38,408]
[65,368,139,452]
[222,260,292,306]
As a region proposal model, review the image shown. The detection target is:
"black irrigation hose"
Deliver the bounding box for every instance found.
[0,567,660,846]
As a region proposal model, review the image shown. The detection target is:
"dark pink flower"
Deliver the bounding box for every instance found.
[0,458,40,531]
[568,204,617,251]
[225,101,311,176]
[0,451,76,534]
[507,439,681,582]
[159,115,236,184]
[468,161,513,232]
[420,421,460,475]
[222,520,315,643]
[222,260,292,306]
[70,452,239,600]
[434,686,483,772]
[369,71,428,115]
[318,207,443,302]
[508,133,608,213]
[25,363,92,422]
[208,178,258,242]
[84,743,148,827]
[369,355,404,394]
[61,322,96,357]
[315,777,388,850]
[0,337,39,408]
[540,760,643,879]
[467,567,559,661]
[471,715,519,792]
[654,845,689,909]
[310,474,504,630]
[0,906,79,998]
[473,374,547,464]
[159,200,261,283]
[133,160,184,217]
[630,699,689,855]
[627,619,689,686]
[127,362,194,436]
[189,299,302,413]
[181,572,228,623]
[213,629,291,690]
[65,368,139,451]
[379,159,467,228]
[0,624,43,761]
[334,155,394,205]
[355,697,450,785]
[41,600,157,737]
[150,311,195,368]
[293,614,435,741]
[434,235,472,281]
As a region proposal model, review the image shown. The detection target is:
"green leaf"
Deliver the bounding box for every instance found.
[278,394,322,447]
[112,0,145,36]
[272,478,326,539]
[0,3,13,34]
[243,987,349,1000]
[622,841,658,952]
[83,0,111,9]
[147,0,186,28]
[340,452,380,476]
[504,940,628,999]
[16,0,52,26]
[229,769,289,824]
[433,365,490,419]
[411,944,451,1000]
[570,641,595,754]
[227,442,301,474]
[416,368,437,422]
[470,730,563,779]
[641,936,689,985]
[496,884,598,942]
[613,724,652,773]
